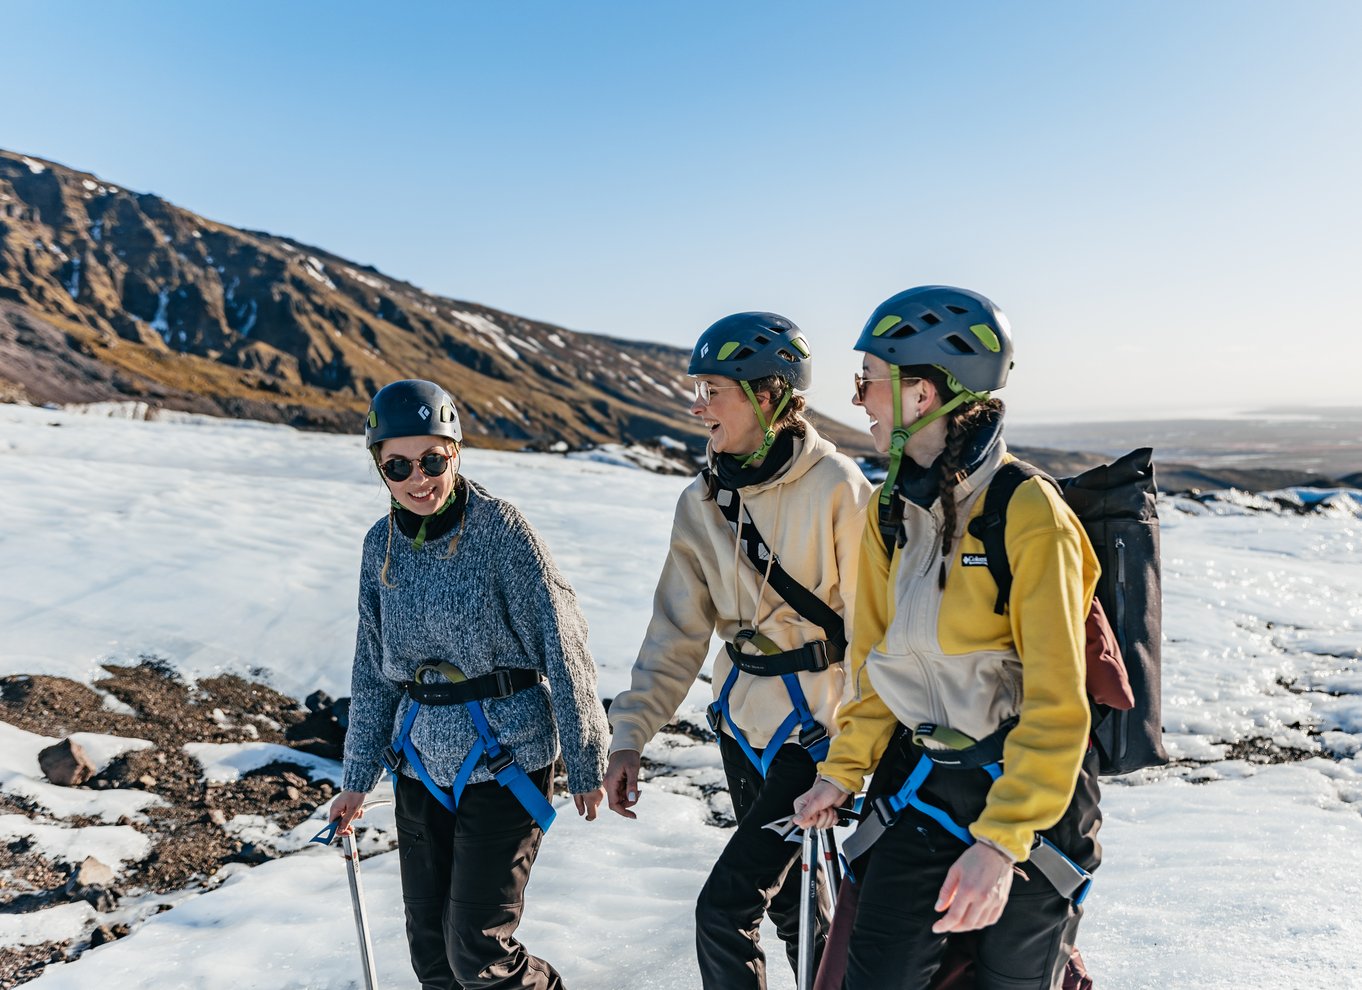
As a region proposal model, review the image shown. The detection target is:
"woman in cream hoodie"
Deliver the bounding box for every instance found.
[603,312,871,990]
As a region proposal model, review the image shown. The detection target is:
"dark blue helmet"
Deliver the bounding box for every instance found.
[855,286,1013,394]
[688,312,812,390]
[364,379,462,449]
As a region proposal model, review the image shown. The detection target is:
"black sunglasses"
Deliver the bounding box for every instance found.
[380,451,452,483]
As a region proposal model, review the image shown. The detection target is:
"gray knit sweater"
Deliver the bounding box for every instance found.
[341,478,610,796]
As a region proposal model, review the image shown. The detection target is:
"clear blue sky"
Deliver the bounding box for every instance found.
[4,1,1359,425]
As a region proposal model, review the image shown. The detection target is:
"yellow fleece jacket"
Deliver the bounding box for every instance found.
[608,425,872,756]
[818,443,1099,862]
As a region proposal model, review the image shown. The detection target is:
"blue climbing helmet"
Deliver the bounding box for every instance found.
[855,286,1014,546]
[364,379,462,449]
[688,312,813,390]
[688,312,811,465]
[854,285,1013,394]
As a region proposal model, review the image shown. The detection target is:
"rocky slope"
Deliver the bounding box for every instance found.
[0,149,871,453]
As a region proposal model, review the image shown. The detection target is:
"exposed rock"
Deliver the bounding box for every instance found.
[65,856,115,889]
[37,738,96,787]
[0,149,880,457]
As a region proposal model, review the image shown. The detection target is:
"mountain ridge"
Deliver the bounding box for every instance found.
[0,148,872,454]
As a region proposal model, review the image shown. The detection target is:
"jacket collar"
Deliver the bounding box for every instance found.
[707,422,834,495]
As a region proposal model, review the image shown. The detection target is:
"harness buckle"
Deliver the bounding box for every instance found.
[803,641,831,672]
[798,722,829,750]
[381,745,405,773]
[871,795,901,828]
[706,701,723,736]
[485,746,515,775]
[491,668,515,699]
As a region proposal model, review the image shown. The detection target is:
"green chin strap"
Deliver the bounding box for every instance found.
[738,381,792,467]
[390,485,458,551]
[877,367,987,515]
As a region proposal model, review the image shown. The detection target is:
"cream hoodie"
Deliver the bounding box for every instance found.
[608,424,872,755]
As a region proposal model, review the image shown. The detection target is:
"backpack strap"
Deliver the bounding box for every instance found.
[706,473,845,652]
[967,461,1045,615]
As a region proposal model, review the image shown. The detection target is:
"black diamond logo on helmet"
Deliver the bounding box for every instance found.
[418,405,431,420]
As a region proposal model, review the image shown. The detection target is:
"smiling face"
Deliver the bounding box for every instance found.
[377,435,459,515]
[854,354,932,454]
[689,376,773,456]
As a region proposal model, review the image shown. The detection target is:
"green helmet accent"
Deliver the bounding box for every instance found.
[855,286,1014,393]
[688,312,813,390]
[364,379,462,449]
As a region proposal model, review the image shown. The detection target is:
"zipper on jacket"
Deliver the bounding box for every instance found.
[1113,535,1129,760]
[903,509,950,727]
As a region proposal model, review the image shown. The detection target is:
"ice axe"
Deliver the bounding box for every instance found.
[311,798,392,990]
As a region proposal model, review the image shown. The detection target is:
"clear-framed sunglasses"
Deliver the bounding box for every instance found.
[692,379,744,404]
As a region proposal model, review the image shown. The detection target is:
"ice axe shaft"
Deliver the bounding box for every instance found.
[311,796,391,990]
[343,830,380,990]
[797,826,818,990]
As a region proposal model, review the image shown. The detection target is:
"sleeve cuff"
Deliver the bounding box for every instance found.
[969,824,1029,863]
[341,763,385,795]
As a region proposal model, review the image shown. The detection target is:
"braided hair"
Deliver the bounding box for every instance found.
[904,365,1005,589]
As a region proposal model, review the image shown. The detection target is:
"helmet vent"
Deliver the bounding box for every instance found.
[753,334,771,346]
[946,304,969,315]
[942,334,976,354]
[920,312,942,326]
[731,346,756,360]
[777,348,797,362]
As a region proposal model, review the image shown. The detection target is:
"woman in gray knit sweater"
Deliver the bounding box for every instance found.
[329,379,609,990]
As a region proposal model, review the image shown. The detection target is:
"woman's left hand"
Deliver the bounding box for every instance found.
[574,786,606,822]
[932,842,1015,933]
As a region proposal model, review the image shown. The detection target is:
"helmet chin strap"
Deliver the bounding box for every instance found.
[877,367,985,516]
[739,382,791,467]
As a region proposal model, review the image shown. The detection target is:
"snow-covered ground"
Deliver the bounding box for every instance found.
[2,402,1361,989]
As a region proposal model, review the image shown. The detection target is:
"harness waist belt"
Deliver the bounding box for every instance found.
[723,639,843,676]
[840,723,1092,904]
[403,668,543,706]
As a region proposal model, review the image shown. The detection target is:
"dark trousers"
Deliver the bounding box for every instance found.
[696,733,830,990]
[842,739,1101,990]
[394,768,562,990]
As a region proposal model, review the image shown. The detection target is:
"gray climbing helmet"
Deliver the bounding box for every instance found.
[855,286,1013,394]
[364,379,462,449]
[688,312,813,390]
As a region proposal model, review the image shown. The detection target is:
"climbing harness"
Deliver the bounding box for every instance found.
[381,662,557,832]
[704,481,843,776]
[841,722,1093,905]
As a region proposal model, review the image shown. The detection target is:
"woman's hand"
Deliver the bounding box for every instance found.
[791,778,848,829]
[603,750,642,819]
[932,841,1015,933]
[574,787,606,822]
[329,790,368,836]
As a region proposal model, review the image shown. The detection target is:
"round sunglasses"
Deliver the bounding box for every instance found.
[380,451,452,483]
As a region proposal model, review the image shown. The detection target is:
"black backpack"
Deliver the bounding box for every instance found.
[966,448,1167,775]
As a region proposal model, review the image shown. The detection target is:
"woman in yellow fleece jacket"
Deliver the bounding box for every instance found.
[794,286,1102,990]
[603,312,871,990]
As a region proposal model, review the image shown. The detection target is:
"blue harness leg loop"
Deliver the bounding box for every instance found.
[869,751,1091,904]
[389,698,557,832]
[707,664,830,778]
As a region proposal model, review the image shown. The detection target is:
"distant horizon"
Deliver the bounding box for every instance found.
[3,2,1359,432]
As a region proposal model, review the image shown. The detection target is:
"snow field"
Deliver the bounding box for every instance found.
[2,403,1361,988]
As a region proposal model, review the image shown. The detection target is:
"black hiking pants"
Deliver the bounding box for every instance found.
[696,732,830,990]
[394,767,562,990]
[842,737,1102,990]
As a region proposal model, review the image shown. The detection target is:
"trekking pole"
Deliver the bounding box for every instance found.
[798,825,819,990]
[819,827,841,913]
[312,798,391,990]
